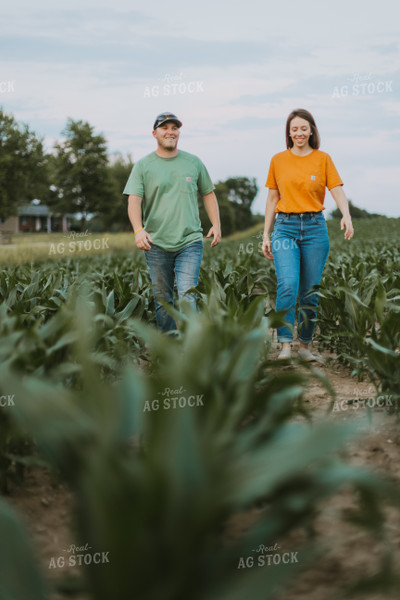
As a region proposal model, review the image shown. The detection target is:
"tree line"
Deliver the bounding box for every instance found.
[0,109,262,233]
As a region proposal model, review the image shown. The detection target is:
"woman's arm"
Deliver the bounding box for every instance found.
[262,189,280,259]
[329,186,354,240]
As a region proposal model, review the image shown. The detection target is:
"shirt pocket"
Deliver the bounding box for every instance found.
[306,172,325,194]
[180,176,198,195]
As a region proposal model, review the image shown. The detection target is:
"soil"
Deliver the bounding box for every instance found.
[5,341,400,600]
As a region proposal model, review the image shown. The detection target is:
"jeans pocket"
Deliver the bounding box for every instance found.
[311,212,324,224]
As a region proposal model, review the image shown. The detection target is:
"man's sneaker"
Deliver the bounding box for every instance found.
[298,348,324,363]
[278,347,292,360]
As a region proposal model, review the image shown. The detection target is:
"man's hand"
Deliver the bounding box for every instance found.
[206,225,221,247]
[340,216,354,240]
[135,230,154,250]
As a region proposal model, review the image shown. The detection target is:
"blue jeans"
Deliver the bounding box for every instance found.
[271,212,329,344]
[144,240,203,333]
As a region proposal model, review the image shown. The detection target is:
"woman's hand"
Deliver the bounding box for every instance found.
[262,190,279,259]
[340,216,354,240]
[262,235,273,260]
[329,186,354,240]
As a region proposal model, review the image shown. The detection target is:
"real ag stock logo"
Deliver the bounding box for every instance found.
[332,72,394,98]
[333,385,394,412]
[49,231,109,255]
[237,543,299,570]
[49,543,110,569]
[143,386,204,412]
[143,72,204,98]
[237,230,297,256]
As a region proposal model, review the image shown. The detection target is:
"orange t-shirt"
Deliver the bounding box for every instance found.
[265,149,343,213]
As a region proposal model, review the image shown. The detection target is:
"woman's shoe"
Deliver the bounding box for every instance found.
[278,347,292,360]
[297,348,324,363]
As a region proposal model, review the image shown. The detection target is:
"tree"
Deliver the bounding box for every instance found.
[198,177,260,236]
[198,197,236,237]
[330,200,383,219]
[50,119,115,230]
[224,176,258,210]
[198,181,235,236]
[0,109,48,220]
[106,153,134,230]
[87,154,134,232]
[220,177,258,231]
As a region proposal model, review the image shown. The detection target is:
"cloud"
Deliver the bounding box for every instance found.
[1,1,400,216]
[1,28,311,78]
[371,42,400,55]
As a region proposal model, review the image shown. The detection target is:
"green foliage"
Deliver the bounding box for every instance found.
[49,119,116,229]
[0,109,49,219]
[223,176,258,210]
[330,199,383,219]
[0,497,48,599]
[0,255,154,384]
[0,217,399,599]
[1,293,399,599]
[94,152,134,232]
[198,176,259,236]
[314,220,400,404]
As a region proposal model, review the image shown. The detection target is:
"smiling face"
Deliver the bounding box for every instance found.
[152,121,180,154]
[289,116,313,151]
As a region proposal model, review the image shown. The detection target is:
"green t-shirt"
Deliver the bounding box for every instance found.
[123,150,214,251]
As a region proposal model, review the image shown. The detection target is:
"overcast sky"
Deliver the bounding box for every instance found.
[1,0,399,216]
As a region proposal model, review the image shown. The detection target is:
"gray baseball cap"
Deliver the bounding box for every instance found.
[153,112,182,129]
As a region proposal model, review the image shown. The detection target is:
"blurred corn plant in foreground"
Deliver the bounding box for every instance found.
[0,496,50,600]
[0,292,400,600]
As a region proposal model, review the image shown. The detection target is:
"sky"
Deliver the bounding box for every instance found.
[1,0,399,217]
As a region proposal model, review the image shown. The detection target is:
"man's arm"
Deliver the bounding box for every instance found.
[127,194,153,250]
[202,191,221,247]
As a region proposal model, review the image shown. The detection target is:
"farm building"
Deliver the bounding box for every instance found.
[0,202,74,234]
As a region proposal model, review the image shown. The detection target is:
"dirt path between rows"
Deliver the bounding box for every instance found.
[226,341,400,600]
[5,344,400,600]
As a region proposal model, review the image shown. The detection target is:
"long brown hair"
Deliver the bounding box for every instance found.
[285,108,320,149]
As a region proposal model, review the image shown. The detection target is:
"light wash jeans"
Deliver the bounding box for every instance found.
[271,212,329,343]
[144,240,203,333]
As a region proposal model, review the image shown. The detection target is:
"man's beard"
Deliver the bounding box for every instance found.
[160,138,177,151]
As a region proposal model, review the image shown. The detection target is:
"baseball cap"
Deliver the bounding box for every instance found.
[153,112,182,130]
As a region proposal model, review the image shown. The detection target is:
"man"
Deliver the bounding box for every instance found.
[124,112,221,333]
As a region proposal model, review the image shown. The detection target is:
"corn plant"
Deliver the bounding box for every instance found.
[1,294,400,599]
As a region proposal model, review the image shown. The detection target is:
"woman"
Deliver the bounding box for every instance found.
[262,108,354,360]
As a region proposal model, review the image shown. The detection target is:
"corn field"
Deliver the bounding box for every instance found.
[0,216,399,600]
